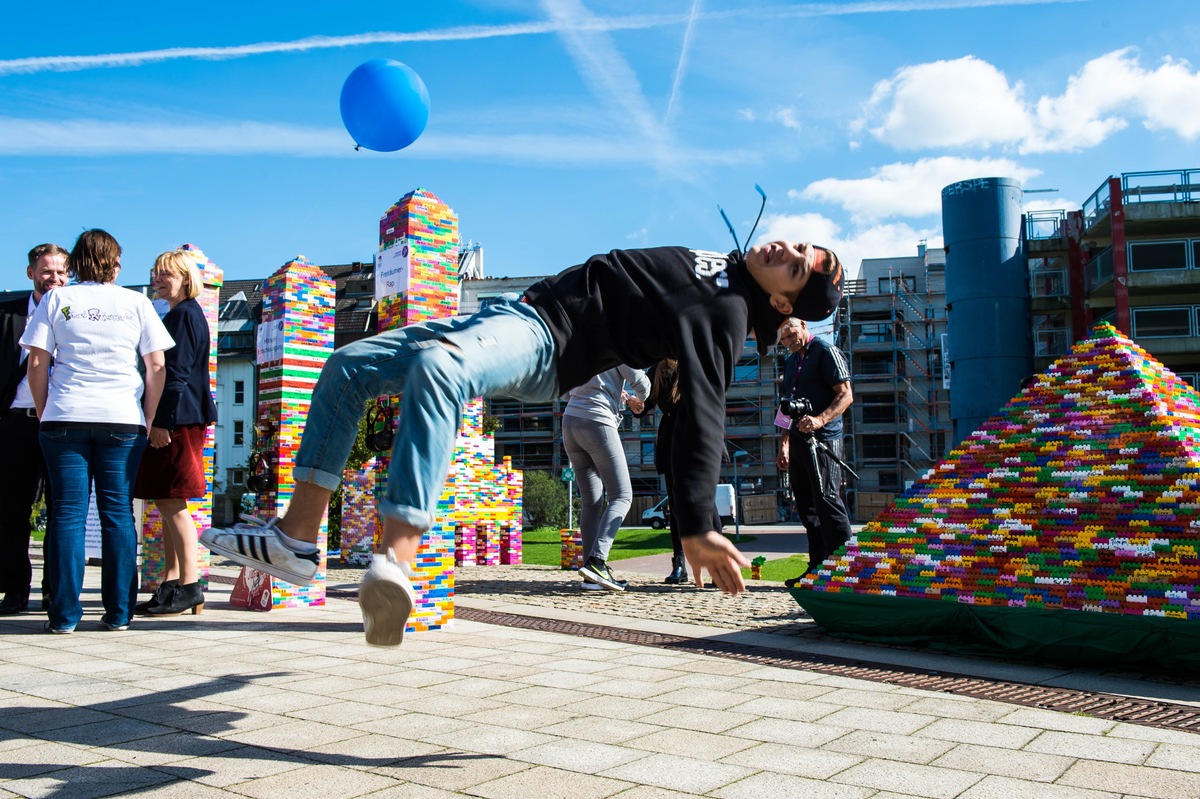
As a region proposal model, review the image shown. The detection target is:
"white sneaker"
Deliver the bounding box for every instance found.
[360,549,416,647]
[199,515,320,586]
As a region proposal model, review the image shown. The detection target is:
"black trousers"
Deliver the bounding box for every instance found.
[788,434,853,570]
[0,410,47,599]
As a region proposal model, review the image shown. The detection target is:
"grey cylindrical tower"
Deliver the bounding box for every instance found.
[942,177,1032,446]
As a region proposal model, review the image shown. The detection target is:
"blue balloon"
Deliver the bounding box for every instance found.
[340,59,430,152]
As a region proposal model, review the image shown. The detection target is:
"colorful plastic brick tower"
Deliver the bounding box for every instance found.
[340,458,378,567]
[139,245,222,591]
[794,322,1200,672]
[250,255,336,608]
[373,188,523,632]
[561,528,584,570]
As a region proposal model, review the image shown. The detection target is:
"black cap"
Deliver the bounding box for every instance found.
[792,245,844,321]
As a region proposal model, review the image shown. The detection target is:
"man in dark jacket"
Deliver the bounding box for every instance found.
[203,239,844,646]
[775,317,854,584]
[0,244,68,614]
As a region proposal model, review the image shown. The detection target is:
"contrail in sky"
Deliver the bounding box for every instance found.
[0,0,1084,77]
[664,0,702,126]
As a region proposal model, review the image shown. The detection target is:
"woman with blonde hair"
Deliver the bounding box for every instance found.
[133,249,217,617]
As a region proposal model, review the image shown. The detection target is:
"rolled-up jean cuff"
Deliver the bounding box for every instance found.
[292,466,341,492]
[378,501,434,532]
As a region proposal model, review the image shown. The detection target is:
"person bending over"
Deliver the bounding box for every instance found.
[202,239,844,646]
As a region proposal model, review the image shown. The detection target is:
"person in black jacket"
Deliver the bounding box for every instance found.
[133,250,218,616]
[634,358,725,586]
[202,239,844,646]
[775,317,853,585]
[0,244,68,615]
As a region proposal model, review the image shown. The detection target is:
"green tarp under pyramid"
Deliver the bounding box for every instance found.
[793,322,1200,673]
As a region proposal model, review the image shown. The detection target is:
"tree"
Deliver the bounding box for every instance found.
[522,470,569,530]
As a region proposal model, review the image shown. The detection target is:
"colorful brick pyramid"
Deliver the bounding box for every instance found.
[794,322,1200,672]
[248,256,335,609]
[365,188,523,633]
[139,244,222,591]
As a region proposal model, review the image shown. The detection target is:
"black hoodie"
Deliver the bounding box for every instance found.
[524,246,786,539]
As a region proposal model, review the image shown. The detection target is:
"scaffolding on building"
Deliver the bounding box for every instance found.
[840,254,951,521]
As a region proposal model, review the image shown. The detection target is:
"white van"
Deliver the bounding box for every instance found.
[641,484,737,529]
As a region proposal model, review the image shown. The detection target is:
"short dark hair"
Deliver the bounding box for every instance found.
[68,229,122,283]
[27,242,68,268]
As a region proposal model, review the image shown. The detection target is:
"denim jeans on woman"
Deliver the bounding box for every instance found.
[293,296,559,530]
[40,426,147,631]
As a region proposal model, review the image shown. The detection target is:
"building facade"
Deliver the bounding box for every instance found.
[837,244,952,521]
[1026,168,1200,388]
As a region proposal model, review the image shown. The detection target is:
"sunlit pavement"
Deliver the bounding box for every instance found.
[2,554,1200,799]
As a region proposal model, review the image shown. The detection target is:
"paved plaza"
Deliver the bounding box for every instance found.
[2,549,1200,799]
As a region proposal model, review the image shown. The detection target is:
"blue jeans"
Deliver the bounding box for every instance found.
[294,297,559,529]
[562,415,631,563]
[40,426,147,630]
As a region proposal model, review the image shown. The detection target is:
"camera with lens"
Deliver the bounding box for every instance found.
[779,396,814,419]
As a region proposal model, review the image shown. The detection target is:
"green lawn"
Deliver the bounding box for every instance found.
[520,525,807,585]
[520,526,755,568]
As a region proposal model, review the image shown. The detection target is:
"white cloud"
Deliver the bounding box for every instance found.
[855,56,1033,149]
[859,48,1200,154]
[796,156,1041,221]
[753,212,941,283]
[774,107,803,131]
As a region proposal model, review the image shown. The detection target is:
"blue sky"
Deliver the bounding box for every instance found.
[2,0,1197,291]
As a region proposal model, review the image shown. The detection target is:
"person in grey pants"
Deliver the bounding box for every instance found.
[562,365,650,591]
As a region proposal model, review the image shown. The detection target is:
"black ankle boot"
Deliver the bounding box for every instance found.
[145,582,204,616]
[663,554,689,584]
[134,580,178,616]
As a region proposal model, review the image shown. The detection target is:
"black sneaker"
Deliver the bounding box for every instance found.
[578,558,627,592]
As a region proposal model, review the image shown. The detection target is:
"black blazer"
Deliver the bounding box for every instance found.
[153,298,218,429]
[0,292,32,410]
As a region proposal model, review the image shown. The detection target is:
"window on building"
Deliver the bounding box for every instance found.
[1129,240,1188,272]
[862,435,898,460]
[230,468,245,487]
[234,380,245,405]
[641,441,656,467]
[856,323,894,344]
[857,354,895,377]
[233,419,245,446]
[860,393,897,424]
[1131,306,1192,338]
[878,470,899,490]
[933,431,949,458]
[878,275,916,294]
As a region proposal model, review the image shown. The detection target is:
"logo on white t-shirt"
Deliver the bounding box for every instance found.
[60,306,135,323]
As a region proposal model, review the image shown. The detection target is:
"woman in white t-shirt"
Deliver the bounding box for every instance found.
[22,229,175,634]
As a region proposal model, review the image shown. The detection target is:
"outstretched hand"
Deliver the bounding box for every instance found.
[681,531,750,596]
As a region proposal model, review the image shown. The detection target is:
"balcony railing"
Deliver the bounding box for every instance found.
[1025,209,1067,241]
[1082,168,1200,229]
[1085,246,1114,292]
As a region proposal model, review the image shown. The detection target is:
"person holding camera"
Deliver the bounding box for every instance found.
[775,317,853,586]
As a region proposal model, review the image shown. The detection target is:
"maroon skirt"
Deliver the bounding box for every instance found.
[134,424,210,499]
